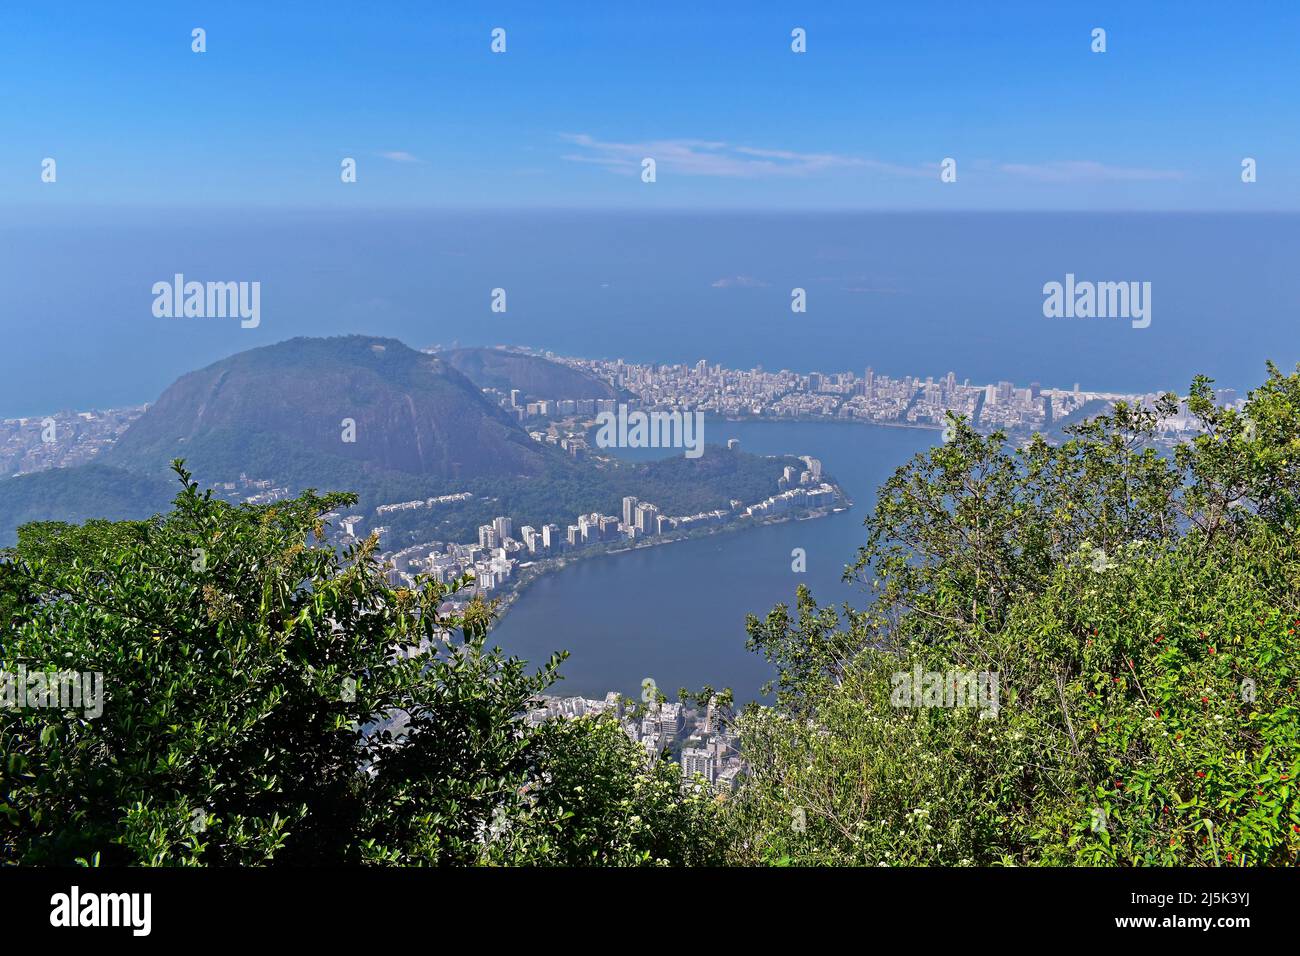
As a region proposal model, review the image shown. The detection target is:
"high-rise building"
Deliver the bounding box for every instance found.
[541,524,560,551]
[680,747,716,784]
[635,503,659,533]
[647,702,682,740]
[493,515,512,543]
[622,495,638,527]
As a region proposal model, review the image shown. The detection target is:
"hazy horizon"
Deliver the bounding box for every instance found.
[4,208,1297,418]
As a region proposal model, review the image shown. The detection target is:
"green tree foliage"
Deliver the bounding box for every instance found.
[732,365,1300,866]
[484,714,726,866]
[0,462,719,865]
[9,359,1298,869]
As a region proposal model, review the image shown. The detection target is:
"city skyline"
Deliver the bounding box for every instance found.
[2,338,1234,479]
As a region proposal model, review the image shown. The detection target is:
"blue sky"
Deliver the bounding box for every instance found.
[2,0,1298,210]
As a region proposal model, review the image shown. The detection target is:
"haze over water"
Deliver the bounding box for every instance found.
[8,209,1295,694]
[3,211,1297,417]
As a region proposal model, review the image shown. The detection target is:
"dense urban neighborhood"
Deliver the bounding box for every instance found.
[2,350,1235,481]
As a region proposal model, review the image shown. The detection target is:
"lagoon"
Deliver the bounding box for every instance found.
[489,418,939,703]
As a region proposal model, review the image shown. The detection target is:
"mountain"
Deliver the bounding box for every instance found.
[0,336,791,548]
[106,336,566,484]
[440,347,616,401]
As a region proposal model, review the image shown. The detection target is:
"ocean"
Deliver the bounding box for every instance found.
[5,209,1293,696]
[3,210,1297,416]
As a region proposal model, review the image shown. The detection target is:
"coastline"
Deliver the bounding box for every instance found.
[479,487,850,629]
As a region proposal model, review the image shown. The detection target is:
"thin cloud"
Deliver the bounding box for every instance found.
[997,160,1185,183]
[560,133,928,179]
[711,275,769,289]
[378,150,426,164]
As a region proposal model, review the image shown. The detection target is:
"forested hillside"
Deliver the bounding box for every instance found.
[3,365,1297,866]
